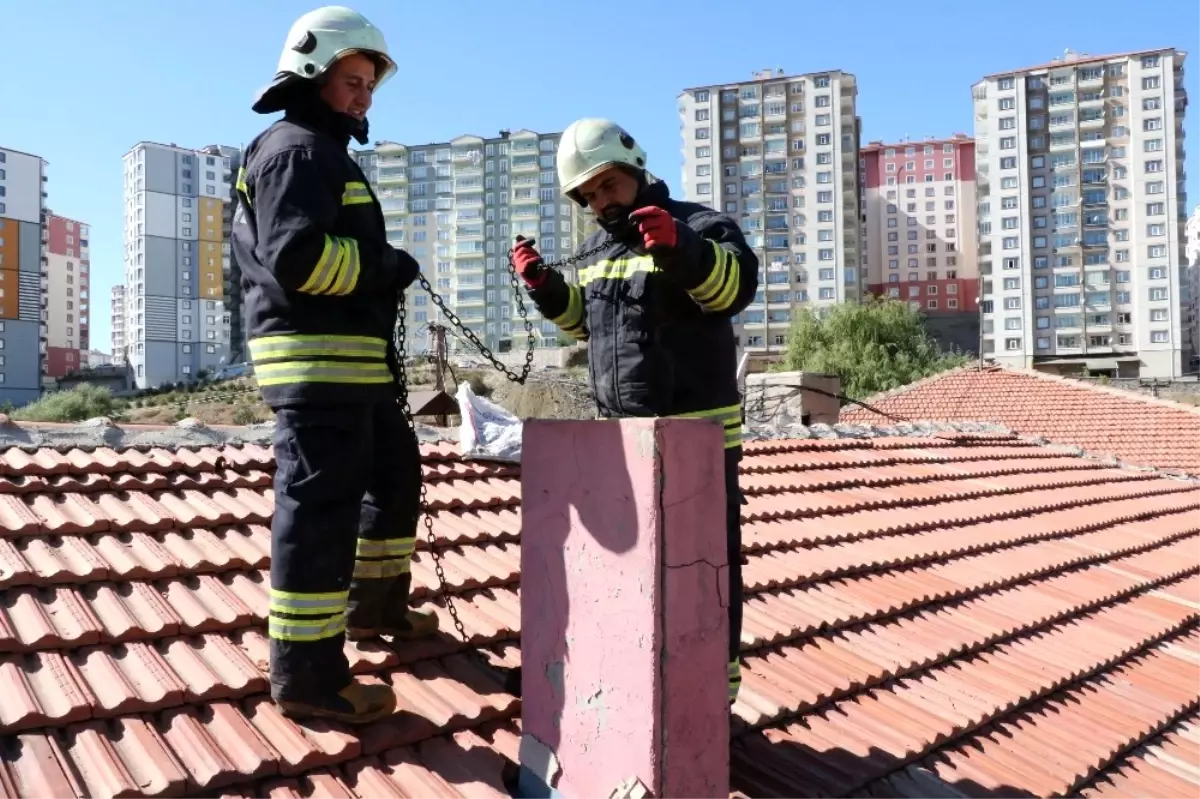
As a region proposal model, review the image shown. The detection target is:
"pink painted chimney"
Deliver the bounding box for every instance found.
[519,417,731,798]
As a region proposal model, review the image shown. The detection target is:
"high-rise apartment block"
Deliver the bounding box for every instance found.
[860,135,980,352]
[43,213,90,378]
[354,130,593,356]
[973,48,1189,378]
[110,284,126,364]
[678,69,862,354]
[0,147,48,405]
[122,142,238,388]
[1187,204,1200,265]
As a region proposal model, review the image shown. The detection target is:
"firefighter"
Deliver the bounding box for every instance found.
[232,5,438,725]
[509,118,759,705]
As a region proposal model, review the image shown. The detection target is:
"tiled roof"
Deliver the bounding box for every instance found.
[840,366,1200,476]
[0,421,1197,798]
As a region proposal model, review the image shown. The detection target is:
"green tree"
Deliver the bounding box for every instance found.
[776,297,971,400]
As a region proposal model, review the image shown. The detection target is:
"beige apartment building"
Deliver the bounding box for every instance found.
[354,130,593,357]
[677,69,862,355]
[973,48,1190,378]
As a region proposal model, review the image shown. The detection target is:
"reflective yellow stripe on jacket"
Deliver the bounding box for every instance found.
[549,284,588,341]
[297,235,361,296]
[688,241,742,313]
[579,255,658,286]
[672,403,743,449]
[249,334,392,387]
[342,181,373,205]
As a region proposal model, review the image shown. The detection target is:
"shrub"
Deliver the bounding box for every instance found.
[14,385,126,423]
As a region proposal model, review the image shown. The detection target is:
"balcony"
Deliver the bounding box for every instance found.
[510,157,539,173]
[1078,113,1106,131]
[377,168,408,186]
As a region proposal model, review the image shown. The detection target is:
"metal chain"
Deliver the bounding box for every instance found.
[392,237,610,654]
[412,237,610,385]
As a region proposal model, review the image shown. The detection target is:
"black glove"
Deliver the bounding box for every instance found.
[392,247,420,293]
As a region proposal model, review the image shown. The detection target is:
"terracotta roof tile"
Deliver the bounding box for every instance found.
[0,426,1195,797]
[841,366,1200,475]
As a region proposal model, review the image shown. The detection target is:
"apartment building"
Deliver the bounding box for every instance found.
[354,130,592,356]
[678,68,862,354]
[43,213,90,378]
[973,48,1190,379]
[860,135,980,353]
[0,147,48,405]
[122,142,237,388]
[1187,204,1200,264]
[110,284,126,364]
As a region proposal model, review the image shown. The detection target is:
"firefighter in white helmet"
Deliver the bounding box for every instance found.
[232,6,436,725]
[510,118,760,706]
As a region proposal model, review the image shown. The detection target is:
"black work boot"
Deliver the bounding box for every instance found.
[345,573,440,641]
[276,681,397,725]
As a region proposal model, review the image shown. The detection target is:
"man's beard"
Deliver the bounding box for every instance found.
[597,203,638,243]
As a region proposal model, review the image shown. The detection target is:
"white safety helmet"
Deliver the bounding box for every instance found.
[557,118,655,205]
[253,6,396,113]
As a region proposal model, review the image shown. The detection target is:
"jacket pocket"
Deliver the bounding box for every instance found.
[616,277,673,415]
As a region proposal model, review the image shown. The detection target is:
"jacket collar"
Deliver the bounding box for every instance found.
[282,87,370,147]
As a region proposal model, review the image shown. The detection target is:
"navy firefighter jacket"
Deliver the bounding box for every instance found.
[232,113,418,407]
[528,180,760,449]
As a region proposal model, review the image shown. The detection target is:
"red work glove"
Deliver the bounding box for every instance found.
[629,206,678,252]
[510,236,548,289]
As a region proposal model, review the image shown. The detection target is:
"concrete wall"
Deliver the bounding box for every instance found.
[1070,376,1200,399]
[483,343,586,370]
[520,418,730,798]
[745,371,841,425]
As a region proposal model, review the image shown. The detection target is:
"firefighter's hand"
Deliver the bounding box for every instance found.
[629,206,678,252]
[511,236,548,289]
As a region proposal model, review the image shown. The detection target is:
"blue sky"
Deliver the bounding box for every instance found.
[3,0,1197,350]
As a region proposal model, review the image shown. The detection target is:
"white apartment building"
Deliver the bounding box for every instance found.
[1187,204,1200,265]
[110,284,126,364]
[677,69,862,354]
[122,142,237,388]
[354,130,593,356]
[973,48,1189,378]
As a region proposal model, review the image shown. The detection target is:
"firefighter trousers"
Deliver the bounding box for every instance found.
[725,446,746,705]
[267,398,422,703]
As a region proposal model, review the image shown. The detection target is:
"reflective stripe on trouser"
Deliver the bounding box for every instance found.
[671,403,743,449]
[729,659,742,704]
[352,536,415,579]
[269,401,421,703]
[268,588,348,642]
[249,335,393,388]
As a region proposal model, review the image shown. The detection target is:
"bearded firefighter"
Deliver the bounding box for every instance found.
[509,118,759,705]
[232,5,438,725]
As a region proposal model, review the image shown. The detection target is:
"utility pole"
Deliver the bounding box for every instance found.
[430,323,449,426]
[431,323,447,393]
